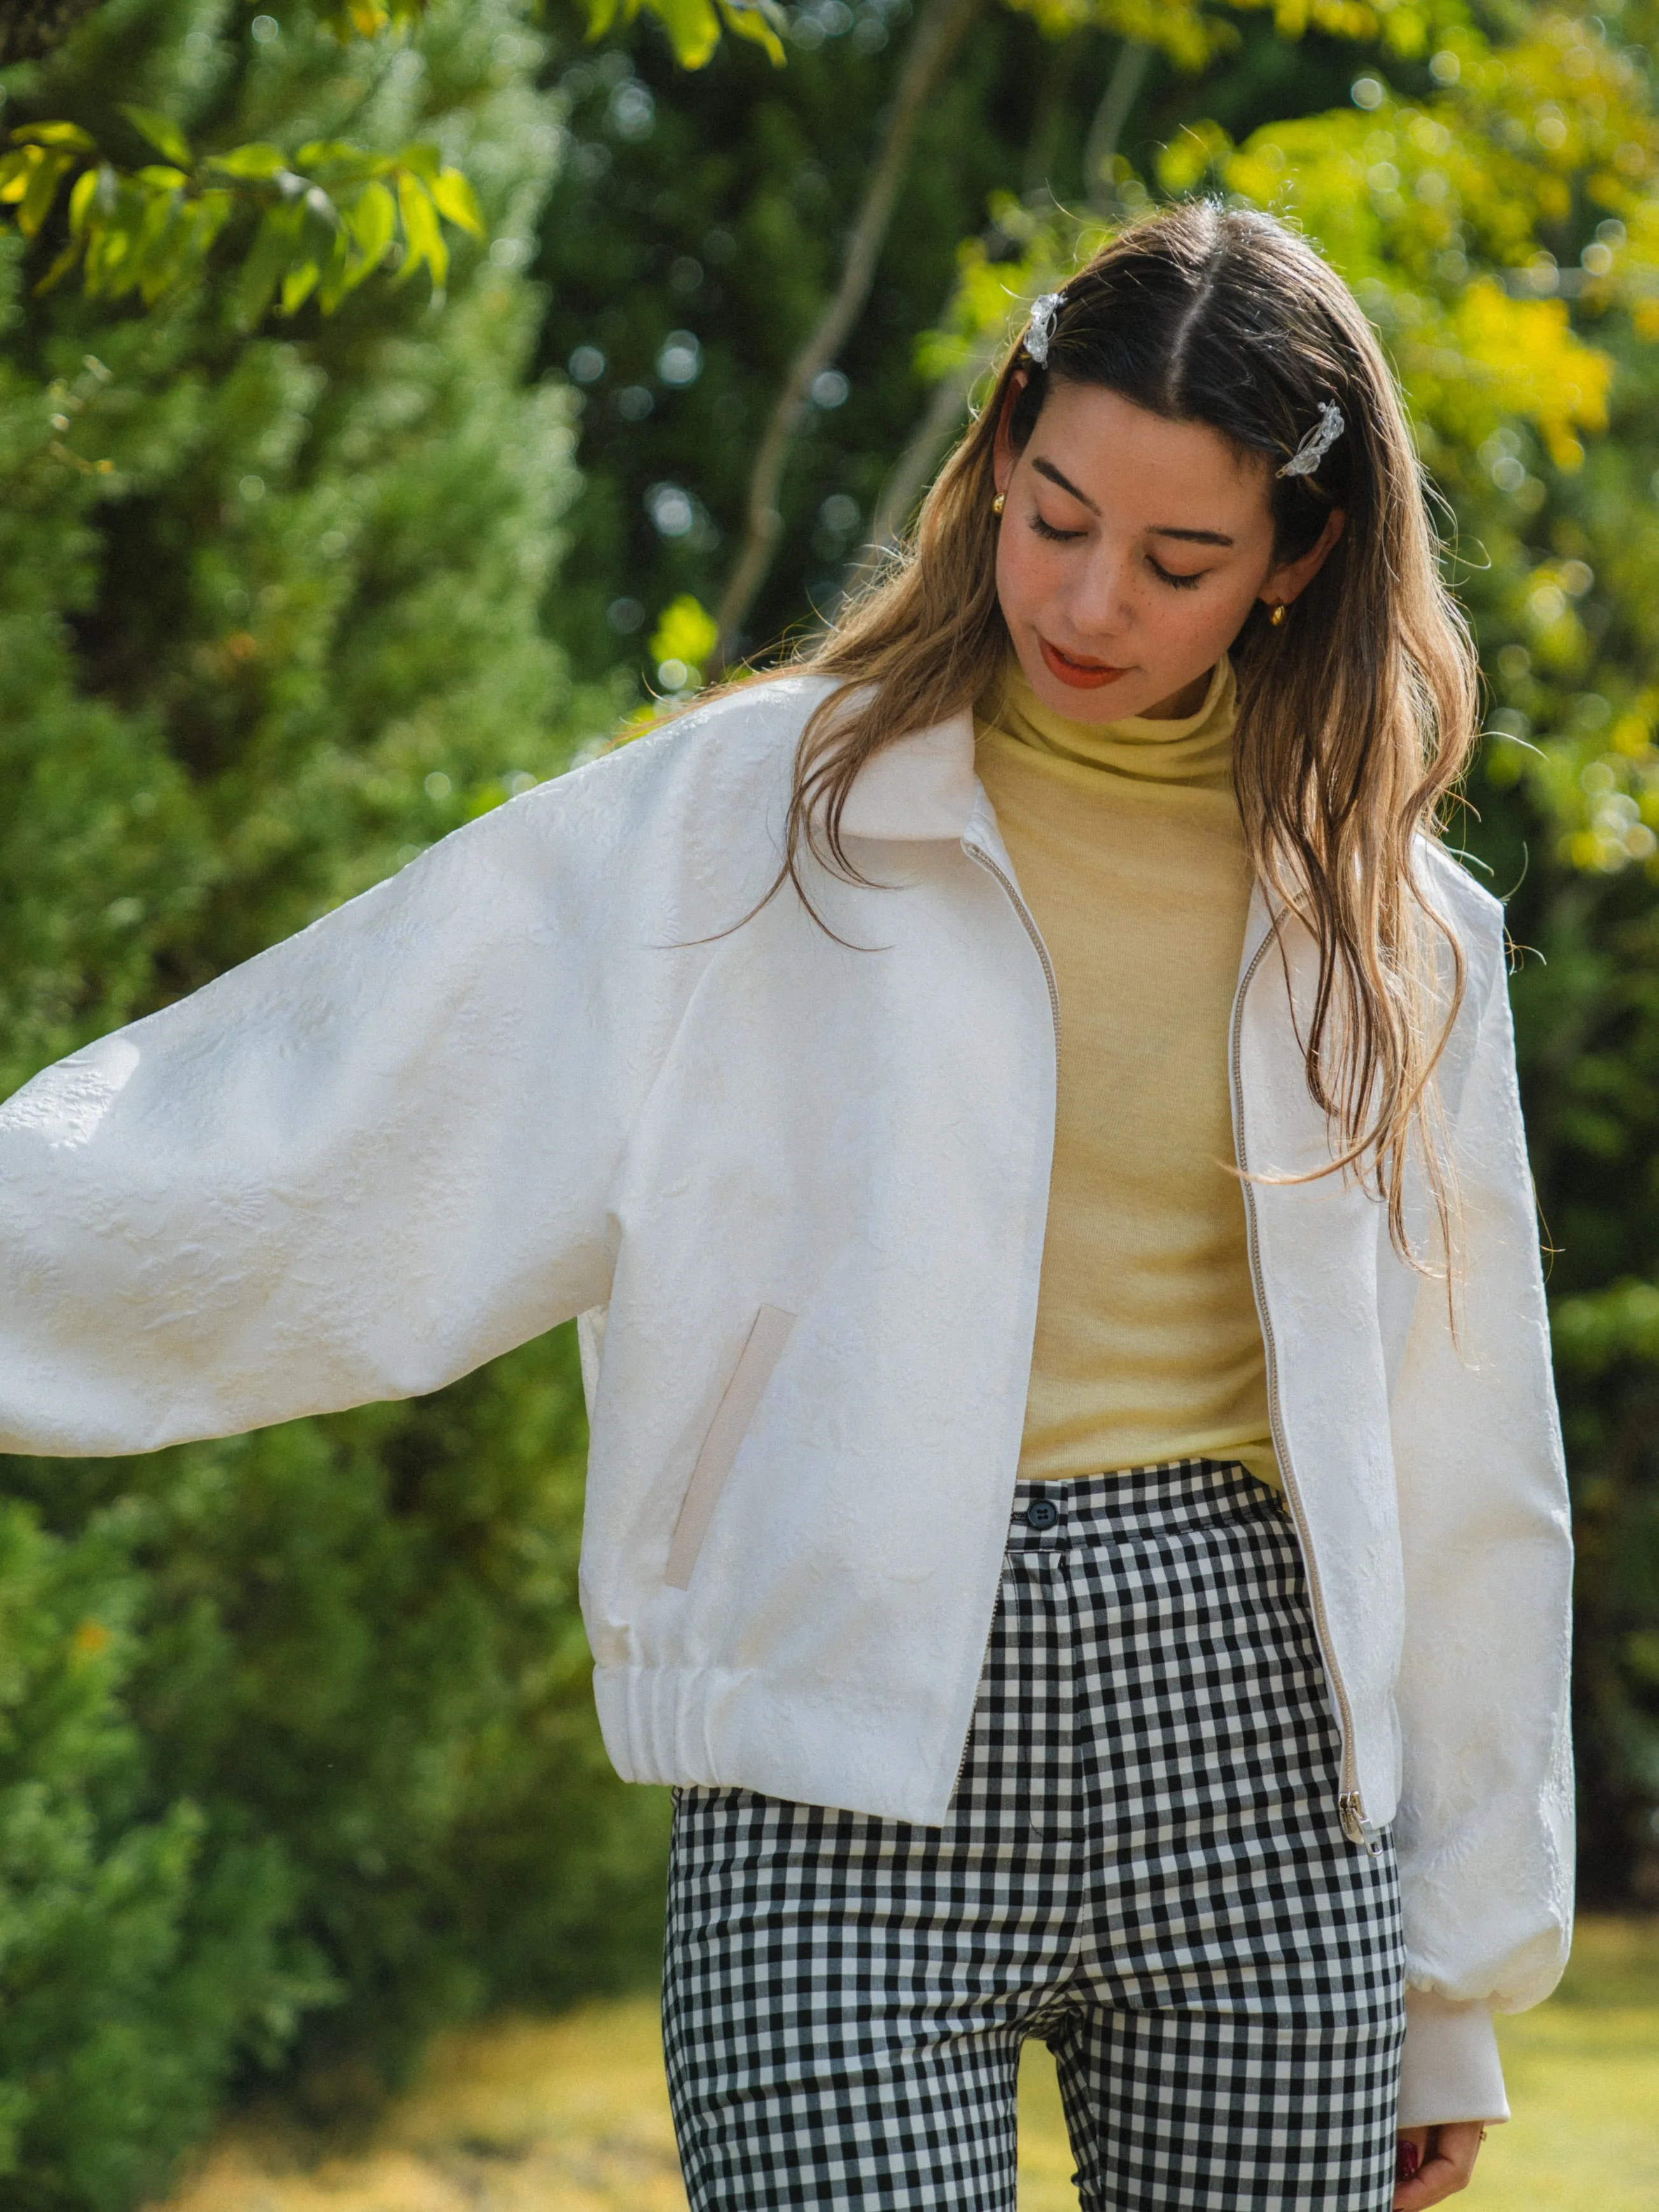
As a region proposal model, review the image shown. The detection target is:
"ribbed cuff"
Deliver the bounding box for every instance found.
[1397,1989,1509,2127]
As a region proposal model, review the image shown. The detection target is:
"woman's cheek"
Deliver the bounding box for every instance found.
[995,533,1046,633]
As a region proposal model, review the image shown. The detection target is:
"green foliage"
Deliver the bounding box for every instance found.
[0,1500,227,2210]
[0,0,781,329]
[648,589,718,689]
[0,10,487,319]
[0,3,662,2203]
[586,0,788,67]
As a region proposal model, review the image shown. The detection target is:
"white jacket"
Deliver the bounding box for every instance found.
[0,675,1572,2126]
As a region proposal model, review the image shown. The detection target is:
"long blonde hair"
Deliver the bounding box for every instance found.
[776,201,1478,1268]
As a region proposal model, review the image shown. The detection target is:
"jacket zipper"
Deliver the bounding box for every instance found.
[955,836,1062,1804]
[963,839,1063,1063]
[969,842,1376,1854]
[1229,928,1382,1857]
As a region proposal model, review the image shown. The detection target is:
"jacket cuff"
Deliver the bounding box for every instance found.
[1397,1989,1509,2127]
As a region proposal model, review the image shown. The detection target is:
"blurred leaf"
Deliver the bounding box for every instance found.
[206,143,289,181]
[8,121,97,151]
[717,0,788,65]
[349,178,398,269]
[648,592,720,678]
[396,170,447,291]
[1553,1280,1659,1375]
[396,140,442,183]
[18,148,74,238]
[430,167,484,237]
[118,105,193,167]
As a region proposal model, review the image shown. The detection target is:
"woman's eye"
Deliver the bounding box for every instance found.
[1148,557,1206,591]
[1030,512,1086,543]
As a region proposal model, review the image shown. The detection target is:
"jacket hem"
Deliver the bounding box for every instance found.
[592,1661,964,1826]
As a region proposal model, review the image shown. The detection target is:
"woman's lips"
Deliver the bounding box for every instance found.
[1039,636,1128,690]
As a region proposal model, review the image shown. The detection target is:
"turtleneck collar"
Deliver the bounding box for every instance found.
[983,655,1238,789]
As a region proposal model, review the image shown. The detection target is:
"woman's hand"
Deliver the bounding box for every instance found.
[1393,2122,1487,2208]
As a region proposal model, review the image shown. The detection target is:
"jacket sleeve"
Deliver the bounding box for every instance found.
[0,766,665,1457]
[1387,887,1574,2127]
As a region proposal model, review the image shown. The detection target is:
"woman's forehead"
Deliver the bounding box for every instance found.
[1025,382,1274,536]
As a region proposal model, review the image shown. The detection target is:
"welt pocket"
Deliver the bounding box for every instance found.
[664,1305,795,1591]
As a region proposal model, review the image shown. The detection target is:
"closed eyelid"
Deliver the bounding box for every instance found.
[1030,510,1088,542]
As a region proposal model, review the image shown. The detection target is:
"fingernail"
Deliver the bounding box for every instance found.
[1396,2140,1422,2183]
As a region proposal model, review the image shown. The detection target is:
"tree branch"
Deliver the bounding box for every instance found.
[851,32,1153,578]
[713,0,986,665]
[854,330,997,577]
[1082,34,1149,209]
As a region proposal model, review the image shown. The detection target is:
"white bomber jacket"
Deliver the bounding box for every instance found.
[0,676,1572,2125]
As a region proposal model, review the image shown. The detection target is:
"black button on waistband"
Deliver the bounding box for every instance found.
[1023,1497,1060,1530]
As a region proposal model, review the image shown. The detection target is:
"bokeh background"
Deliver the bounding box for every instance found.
[0,1,1656,2204]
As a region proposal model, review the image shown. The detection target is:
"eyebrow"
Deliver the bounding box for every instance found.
[1029,457,1236,548]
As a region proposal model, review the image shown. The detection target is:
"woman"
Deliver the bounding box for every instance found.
[0,204,1571,2211]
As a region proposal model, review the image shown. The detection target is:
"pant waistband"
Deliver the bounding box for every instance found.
[1007,1458,1280,1549]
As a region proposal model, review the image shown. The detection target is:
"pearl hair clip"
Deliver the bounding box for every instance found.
[1278,399,1346,479]
[1025,291,1066,366]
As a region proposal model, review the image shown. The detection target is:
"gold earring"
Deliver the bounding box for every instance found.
[1269,601,1287,627]
[992,493,1007,517]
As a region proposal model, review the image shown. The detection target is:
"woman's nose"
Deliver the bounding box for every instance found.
[1065,545,1137,638]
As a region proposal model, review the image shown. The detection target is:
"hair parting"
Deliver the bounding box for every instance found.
[722,200,1480,1277]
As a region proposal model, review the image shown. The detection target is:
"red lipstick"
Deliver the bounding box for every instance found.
[1039,636,1128,690]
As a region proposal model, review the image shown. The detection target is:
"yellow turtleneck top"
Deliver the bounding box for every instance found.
[974,656,1279,1492]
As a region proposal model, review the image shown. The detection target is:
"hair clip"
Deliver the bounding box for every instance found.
[1025,291,1066,367]
[1278,399,1345,479]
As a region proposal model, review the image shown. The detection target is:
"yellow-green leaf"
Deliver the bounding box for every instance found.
[582,0,624,41]
[430,167,484,237]
[67,165,101,234]
[649,593,720,674]
[0,148,36,202]
[35,237,83,293]
[118,105,193,166]
[9,120,97,151]
[717,0,787,66]
[644,0,723,69]
[281,259,321,313]
[207,143,288,181]
[134,165,190,191]
[350,179,397,266]
[396,170,447,289]
[18,148,74,238]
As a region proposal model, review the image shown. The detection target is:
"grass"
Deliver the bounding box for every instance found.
[153,1918,1658,2211]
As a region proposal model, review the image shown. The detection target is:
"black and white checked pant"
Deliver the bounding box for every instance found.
[664,1459,1406,2209]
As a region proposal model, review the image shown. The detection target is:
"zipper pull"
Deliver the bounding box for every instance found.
[1340,1791,1384,1856]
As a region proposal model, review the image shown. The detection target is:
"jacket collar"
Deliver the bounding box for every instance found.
[838,710,980,843]
[836,696,1284,988]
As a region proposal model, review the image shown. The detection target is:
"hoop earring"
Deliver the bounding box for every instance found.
[992,493,1006,517]
[1268,601,1287,627]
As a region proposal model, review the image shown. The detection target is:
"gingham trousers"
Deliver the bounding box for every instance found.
[663,1460,1406,2210]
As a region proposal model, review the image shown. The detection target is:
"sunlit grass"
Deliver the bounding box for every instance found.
[153,1917,1658,2211]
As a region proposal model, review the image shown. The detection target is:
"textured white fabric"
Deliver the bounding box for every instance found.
[0,675,1572,2104]
[1398,1991,1509,2126]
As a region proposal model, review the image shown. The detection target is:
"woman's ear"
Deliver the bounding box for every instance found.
[991,370,1030,499]
[1261,506,1347,609]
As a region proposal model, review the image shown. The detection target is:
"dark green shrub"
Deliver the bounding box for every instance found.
[0,3,665,2204]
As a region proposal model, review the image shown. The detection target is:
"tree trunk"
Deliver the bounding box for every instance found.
[713,0,988,666]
